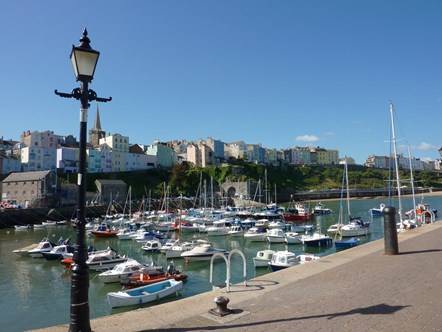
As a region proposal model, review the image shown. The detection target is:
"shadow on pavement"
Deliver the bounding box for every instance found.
[399,249,442,255]
[141,303,409,331]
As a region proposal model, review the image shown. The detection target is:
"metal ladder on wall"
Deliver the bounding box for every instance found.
[209,249,248,292]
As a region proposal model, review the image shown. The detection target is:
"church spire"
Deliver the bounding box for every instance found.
[93,105,102,130]
[89,105,105,147]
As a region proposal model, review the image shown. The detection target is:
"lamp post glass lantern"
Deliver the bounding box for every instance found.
[70,29,99,82]
[55,28,111,332]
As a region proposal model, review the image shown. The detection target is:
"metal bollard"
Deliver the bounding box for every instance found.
[383,206,398,255]
[209,296,232,317]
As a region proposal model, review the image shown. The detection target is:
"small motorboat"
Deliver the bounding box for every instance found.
[14,224,33,230]
[268,251,320,272]
[243,227,268,242]
[268,220,286,230]
[60,247,125,269]
[327,223,342,235]
[42,243,75,261]
[90,223,119,238]
[335,237,360,249]
[312,202,332,215]
[13,243,40,256]
[301,232,333,247]
[181,240,228,262]
[253,249,275,268]
[206,220,232,236]
[132,231,166,243]
[297,254,321,264]
[289,224,314,233]
[268,250,298,272]
[283,203,314,222]
[369,203,385,216]
[98,259,163,284]
[86,249,128,271]
[116,228,137,240]
[266,228,286,243]
[141,239,163,253]
[164,240,198,259]
[405,203,438,223]
[28,238,57,258]
[160,239,180,254]
[340,218,370,237]
[107,279,183,308]
[42,220,57,227]
[284,232,302,244]
[175,221,199,233]
[228,225,244,237]
[121,262,187,288]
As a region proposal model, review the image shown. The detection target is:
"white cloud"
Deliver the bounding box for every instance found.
[296,135,319,143]
[410,142,439,151]
[324,132,335,136]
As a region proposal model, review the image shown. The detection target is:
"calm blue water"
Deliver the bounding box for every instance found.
[1,195,440,331]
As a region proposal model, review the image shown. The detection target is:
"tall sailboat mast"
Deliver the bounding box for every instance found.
[390,101,403,227]
[344,157,351,221]
[407,145,417,219]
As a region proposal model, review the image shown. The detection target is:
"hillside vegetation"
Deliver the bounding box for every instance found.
[59,160,442,200]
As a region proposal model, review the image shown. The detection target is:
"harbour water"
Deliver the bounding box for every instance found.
[1,195,440,331]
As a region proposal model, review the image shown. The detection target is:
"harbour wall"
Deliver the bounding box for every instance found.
[0,205,107,228]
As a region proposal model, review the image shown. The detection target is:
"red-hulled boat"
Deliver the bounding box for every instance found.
[283,203,314,222]
[90,223,119,238]
[121,263,187,289]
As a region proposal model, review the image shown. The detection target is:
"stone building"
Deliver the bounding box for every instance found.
[95,179,127,205]
[1,170,57,208]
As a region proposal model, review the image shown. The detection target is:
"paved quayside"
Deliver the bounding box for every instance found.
[33,222,442,332]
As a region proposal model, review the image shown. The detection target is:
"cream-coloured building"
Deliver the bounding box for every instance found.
[99,134,129,172]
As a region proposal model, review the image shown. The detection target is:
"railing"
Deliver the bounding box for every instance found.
[209,249,247,293]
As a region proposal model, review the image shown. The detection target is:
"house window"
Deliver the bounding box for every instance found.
[23,191,26,195]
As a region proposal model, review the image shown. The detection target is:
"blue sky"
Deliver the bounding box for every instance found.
[1,1,441,164]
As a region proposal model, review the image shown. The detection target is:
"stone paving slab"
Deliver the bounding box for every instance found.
[33,222,442,332]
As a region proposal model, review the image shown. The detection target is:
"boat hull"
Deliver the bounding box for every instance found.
[303,238,333,247]
[88,258,128,271]
[369,209,383,216]
[243,234,267,242]
[107,279,183,308]
[266,236,285,243]
[180,252,227,261]
[340,228,368,237]
[121,273,187,289]
[41,252,64,260]
[284,236,302,244]
[283,213,314,222]
[335,238,360,248]
[91,230,119,238]
[268,263,293,272]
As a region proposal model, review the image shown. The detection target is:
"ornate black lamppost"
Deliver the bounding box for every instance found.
[55,28,111,332]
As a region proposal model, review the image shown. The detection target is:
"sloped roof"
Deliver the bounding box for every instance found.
[2,170,51,183]
[95,179,126,185]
